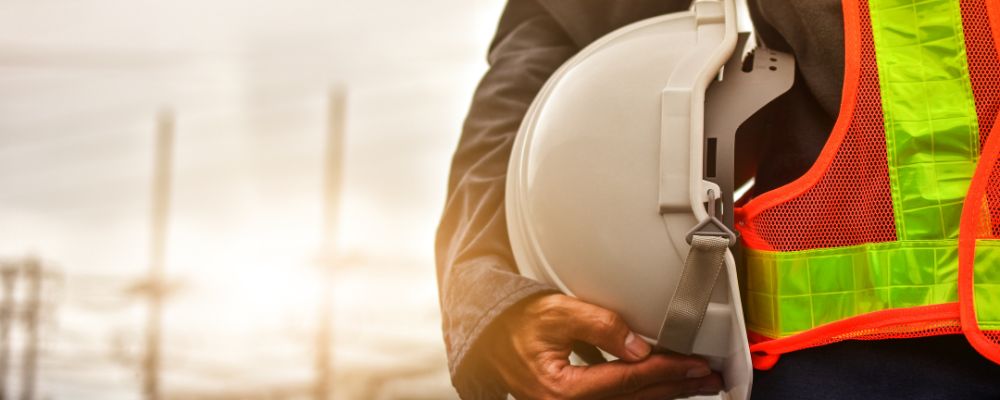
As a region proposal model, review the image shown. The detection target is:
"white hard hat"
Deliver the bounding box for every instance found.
[505,1,794,399]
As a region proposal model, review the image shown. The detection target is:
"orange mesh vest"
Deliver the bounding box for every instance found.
[735,0,1000,369]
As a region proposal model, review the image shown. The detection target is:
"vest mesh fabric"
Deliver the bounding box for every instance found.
[742,0,896,252]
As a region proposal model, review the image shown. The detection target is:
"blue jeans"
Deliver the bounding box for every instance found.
[750,335,1000,399]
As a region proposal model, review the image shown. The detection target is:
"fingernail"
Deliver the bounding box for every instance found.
[624,332,651,359]
[686,366,711,378]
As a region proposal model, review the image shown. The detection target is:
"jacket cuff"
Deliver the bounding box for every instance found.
[446,258,558,399]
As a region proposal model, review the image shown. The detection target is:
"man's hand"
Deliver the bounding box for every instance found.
[487,294,722,400]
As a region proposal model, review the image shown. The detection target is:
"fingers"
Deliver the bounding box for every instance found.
[564,352,716,399]
[559,298,651,362]
[496,294,723,400]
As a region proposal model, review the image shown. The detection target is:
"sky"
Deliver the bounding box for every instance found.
[0,0,504,398]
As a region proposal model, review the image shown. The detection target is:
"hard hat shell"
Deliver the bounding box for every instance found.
[505,1,764,399]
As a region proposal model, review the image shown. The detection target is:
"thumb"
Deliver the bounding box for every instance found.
[563,300,652,362]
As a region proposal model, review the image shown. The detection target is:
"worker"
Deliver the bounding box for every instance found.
[435,0,1000,399]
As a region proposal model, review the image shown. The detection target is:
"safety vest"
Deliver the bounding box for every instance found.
[735,0,1000,369]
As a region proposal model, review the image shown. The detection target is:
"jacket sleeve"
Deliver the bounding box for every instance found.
[536,0,696,48]
[434,1,576,398]
[435,1,694,398]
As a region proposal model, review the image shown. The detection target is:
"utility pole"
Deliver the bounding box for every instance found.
[0,263,16,400]
[314,88,346,400]
[143,110,175,400]
[19,258,41,400]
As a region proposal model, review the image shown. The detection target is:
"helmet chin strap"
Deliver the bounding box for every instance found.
[658,228,731,354]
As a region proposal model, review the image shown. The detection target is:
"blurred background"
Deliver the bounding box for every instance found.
[0,0,504,398]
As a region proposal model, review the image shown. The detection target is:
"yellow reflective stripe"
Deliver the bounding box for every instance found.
[746,240,958,338]
[870,0,980,240]
[974,240,1000,330]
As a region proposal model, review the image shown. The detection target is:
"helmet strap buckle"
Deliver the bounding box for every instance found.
[685,189,739,247]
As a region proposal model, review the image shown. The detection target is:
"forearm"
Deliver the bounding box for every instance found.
[435,4,577,398]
